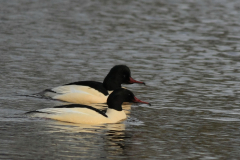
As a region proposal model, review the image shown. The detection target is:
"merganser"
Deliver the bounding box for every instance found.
[27,88,150,124]
[36,65,145,104]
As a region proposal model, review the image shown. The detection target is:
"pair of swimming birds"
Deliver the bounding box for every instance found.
[28,65,150,125]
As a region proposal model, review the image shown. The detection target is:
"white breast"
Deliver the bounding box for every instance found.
[106,108,127,123]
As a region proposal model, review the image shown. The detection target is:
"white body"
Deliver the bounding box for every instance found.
[44,85,112,104]
[32,108,127,125]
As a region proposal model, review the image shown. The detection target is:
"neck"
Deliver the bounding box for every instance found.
[103,75,122,91]
[107,96,124,111]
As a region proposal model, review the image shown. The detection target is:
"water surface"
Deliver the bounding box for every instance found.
[1,0,240,159]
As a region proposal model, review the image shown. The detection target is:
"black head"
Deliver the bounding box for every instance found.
[103,65,145,90]
[107,88,150,111]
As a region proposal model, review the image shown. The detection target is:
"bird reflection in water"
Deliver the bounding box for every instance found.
[43,120,129,156]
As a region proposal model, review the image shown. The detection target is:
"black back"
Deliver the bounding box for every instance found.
[63,65,132,93]
[64,81,109,96]
[54,104,108,117]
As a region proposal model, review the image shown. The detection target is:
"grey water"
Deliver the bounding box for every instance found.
[1,0,240,159]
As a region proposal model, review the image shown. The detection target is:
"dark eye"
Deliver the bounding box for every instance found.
[123,75,126,78]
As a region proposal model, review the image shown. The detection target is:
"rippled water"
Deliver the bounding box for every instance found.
[1,0,240,159]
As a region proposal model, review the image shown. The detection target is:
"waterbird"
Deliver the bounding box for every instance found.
[27,88,151,124]
[35,65,145,104]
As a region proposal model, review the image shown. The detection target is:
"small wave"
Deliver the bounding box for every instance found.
[204,117,240,122]
[126,117,144,126]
